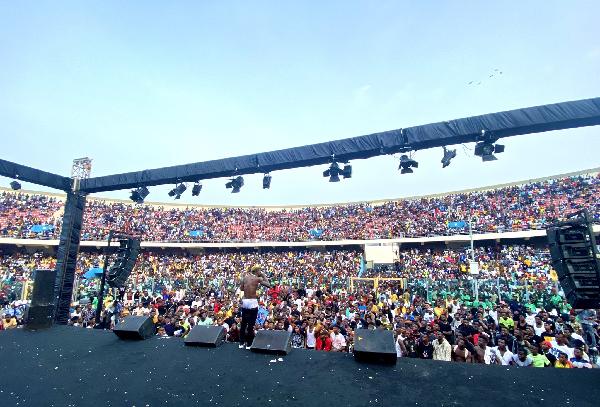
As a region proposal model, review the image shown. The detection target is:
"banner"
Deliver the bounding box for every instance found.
[29,224,54,233]
[309,228,324,238]
[447,221,467,229]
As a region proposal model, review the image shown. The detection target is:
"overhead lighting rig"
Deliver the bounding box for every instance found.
[168,183,187,199]
[398,154,418,174]
[474,130,505,162]
[262,174,272,189]
[191,182,202,196]
[441,146,457,168]
[226,176,244,193]
[323,157,351,182]
[130,186,149,203]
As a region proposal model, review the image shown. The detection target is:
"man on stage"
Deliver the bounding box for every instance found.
[239,265,271,349]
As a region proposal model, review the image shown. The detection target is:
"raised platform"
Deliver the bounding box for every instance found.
[0,327,598,407]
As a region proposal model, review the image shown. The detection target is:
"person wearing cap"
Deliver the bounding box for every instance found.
[239,264,271,349]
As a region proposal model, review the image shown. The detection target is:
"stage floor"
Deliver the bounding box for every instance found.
[0,326,598,407]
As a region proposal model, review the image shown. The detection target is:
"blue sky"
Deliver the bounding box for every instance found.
[1,1,599,205]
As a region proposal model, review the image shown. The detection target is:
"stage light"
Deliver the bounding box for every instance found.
[475,130,505,161]
[262,174,272,189]
[441,146,457,168]
[192,182,202,196]
[10,180,21,190]
[342,164,352,179]
[474,141,504,161]
[168,183,187,199]
[323,161,352,182]
[130,186,149,203]
[226,176,244,193]
[398,154,418,174]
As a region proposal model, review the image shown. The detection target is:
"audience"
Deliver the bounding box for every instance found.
[1,172,599,242]
[1,170,599,369]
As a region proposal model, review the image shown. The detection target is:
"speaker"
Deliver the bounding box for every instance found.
[250,330,292,355]
[25,305,55,330]
[30,269,56,306]
[107,238,141,288]
[113,316,155,340]
[353,329,397,364]
[26,269,57,329]
[547,210,600,309]
[184,325,226,347]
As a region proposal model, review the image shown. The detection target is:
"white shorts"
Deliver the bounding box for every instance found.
[242,299,259,309]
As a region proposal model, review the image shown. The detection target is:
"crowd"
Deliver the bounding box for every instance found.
[1,244,598,368]
[1,172,599,242]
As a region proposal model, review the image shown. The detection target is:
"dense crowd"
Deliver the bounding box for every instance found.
[1,244,598,368]
[1,172,599,242]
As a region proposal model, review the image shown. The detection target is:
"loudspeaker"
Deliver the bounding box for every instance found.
[184,325,226,347]
[113,316,155,340]
[26,269,57,329]
[353,329,397,364]
[30,269,56,306]
[25,305,55,330]
[547,210,600,309]
[107,238,141,288]
[250,330,292,355]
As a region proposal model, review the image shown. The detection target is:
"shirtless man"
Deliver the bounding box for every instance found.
[452,338,473,362]
[239,265,271,349]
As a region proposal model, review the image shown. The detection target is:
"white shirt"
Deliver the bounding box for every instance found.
[533,324,545,336]
[493,347,514,365]
[330,332,346,351]
[306,327,316,348]
[395,339,403,358]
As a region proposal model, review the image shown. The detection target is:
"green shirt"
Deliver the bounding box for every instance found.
[531,353,551,368]
[499,317,515,330]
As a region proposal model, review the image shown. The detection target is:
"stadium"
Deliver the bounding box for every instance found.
[2,3,600,407]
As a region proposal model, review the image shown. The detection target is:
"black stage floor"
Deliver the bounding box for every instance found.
[0,327,598,407]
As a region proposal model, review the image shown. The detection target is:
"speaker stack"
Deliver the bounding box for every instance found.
[546,210,600,309]
[26,269,57,330]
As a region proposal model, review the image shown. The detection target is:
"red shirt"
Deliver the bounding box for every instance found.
[316,337,332,351]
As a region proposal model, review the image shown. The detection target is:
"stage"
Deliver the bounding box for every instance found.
[0,327,598,407]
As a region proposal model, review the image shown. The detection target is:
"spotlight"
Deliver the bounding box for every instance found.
[130,186,149,203]
[441,146,457,168]
[168,183,187,199]
[474,141,504,161]
[192,182,202,196]
[262,174,272,189]
[341,164,352,179]
[475,130,504,162]
[225,176,244,193]
[323,161,351,182]
[10,181,21,190]
[323,162,341,182]
[398,154,418,174]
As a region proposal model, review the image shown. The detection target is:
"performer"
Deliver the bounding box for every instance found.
[239,265,271,349]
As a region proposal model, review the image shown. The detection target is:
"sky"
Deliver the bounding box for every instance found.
[1,1,599,206]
